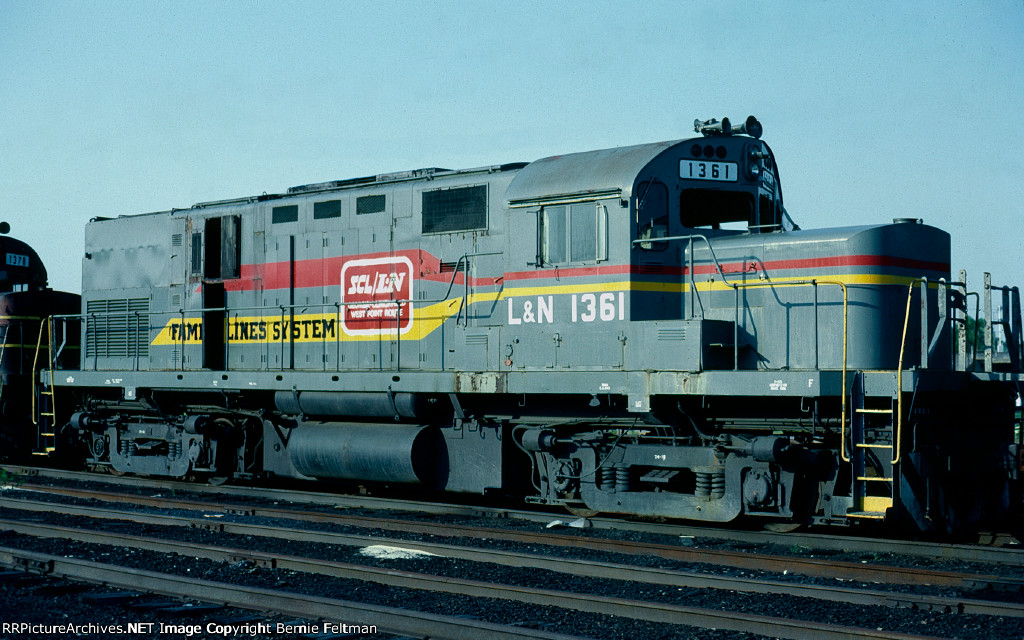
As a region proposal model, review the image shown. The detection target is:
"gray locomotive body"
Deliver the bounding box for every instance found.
[53,119,1021,533]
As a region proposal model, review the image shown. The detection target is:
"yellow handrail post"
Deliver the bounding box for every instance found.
[30,318,47,426]
[30,317,58,456]
[726,279,848,460]
[894,282,921,466]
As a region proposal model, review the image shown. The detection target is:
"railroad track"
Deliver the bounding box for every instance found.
[0,500,1022,616]
[0,547,575,640]
[5,464,1022,564]
[2,484,1024,638]
[6,482,1024,587]
[0,526,972,640]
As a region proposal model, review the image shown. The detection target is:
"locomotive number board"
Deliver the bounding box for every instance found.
[679,160,738,182]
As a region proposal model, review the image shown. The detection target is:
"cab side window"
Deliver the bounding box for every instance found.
[539,203,606,265]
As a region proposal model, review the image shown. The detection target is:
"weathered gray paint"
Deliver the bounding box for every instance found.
[53,132,1021,533]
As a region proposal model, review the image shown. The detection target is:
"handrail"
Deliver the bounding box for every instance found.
[633,235,850,451]
[53,317,70,366]
[894,279,934,466]
[444,252,502,327]
[30,317,49,426]
[732,280,849,461]
[951,285,980,371]
[0,323,10,407]
[983,273,1022,373]
[0,322,10,374]
[632,233,738,320]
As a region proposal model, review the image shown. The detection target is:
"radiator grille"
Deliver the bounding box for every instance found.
[85,298,150,358]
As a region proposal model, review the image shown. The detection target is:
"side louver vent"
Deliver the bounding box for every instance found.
[85,298,150,358]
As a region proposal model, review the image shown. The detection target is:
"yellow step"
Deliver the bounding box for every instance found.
[847,511,887,520]
[853,496,893,516]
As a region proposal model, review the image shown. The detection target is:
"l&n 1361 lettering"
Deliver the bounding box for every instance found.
[507,292,625,325]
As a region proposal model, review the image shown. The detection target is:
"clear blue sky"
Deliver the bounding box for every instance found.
[2,1,1022,296]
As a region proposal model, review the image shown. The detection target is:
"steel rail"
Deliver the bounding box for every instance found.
[0,501,1021,618]
[0,532,942,640]
[0,546,580,640]
[3,465,508,516]
[2,485,1020,591]
[5,465,1021,565]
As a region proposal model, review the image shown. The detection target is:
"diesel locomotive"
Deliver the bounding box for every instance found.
[0,225,80,458]
[20,116,1024,533]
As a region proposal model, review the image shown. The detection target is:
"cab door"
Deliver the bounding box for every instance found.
[201,214,240,370]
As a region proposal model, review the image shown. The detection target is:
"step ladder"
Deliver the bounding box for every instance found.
[847,373,895,520]
[31,318,56,456]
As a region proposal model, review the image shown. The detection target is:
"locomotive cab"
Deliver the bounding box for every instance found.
[637,116,784,240]
[0,223,49,293]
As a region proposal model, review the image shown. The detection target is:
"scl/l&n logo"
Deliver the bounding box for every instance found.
[340,256,414,335]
